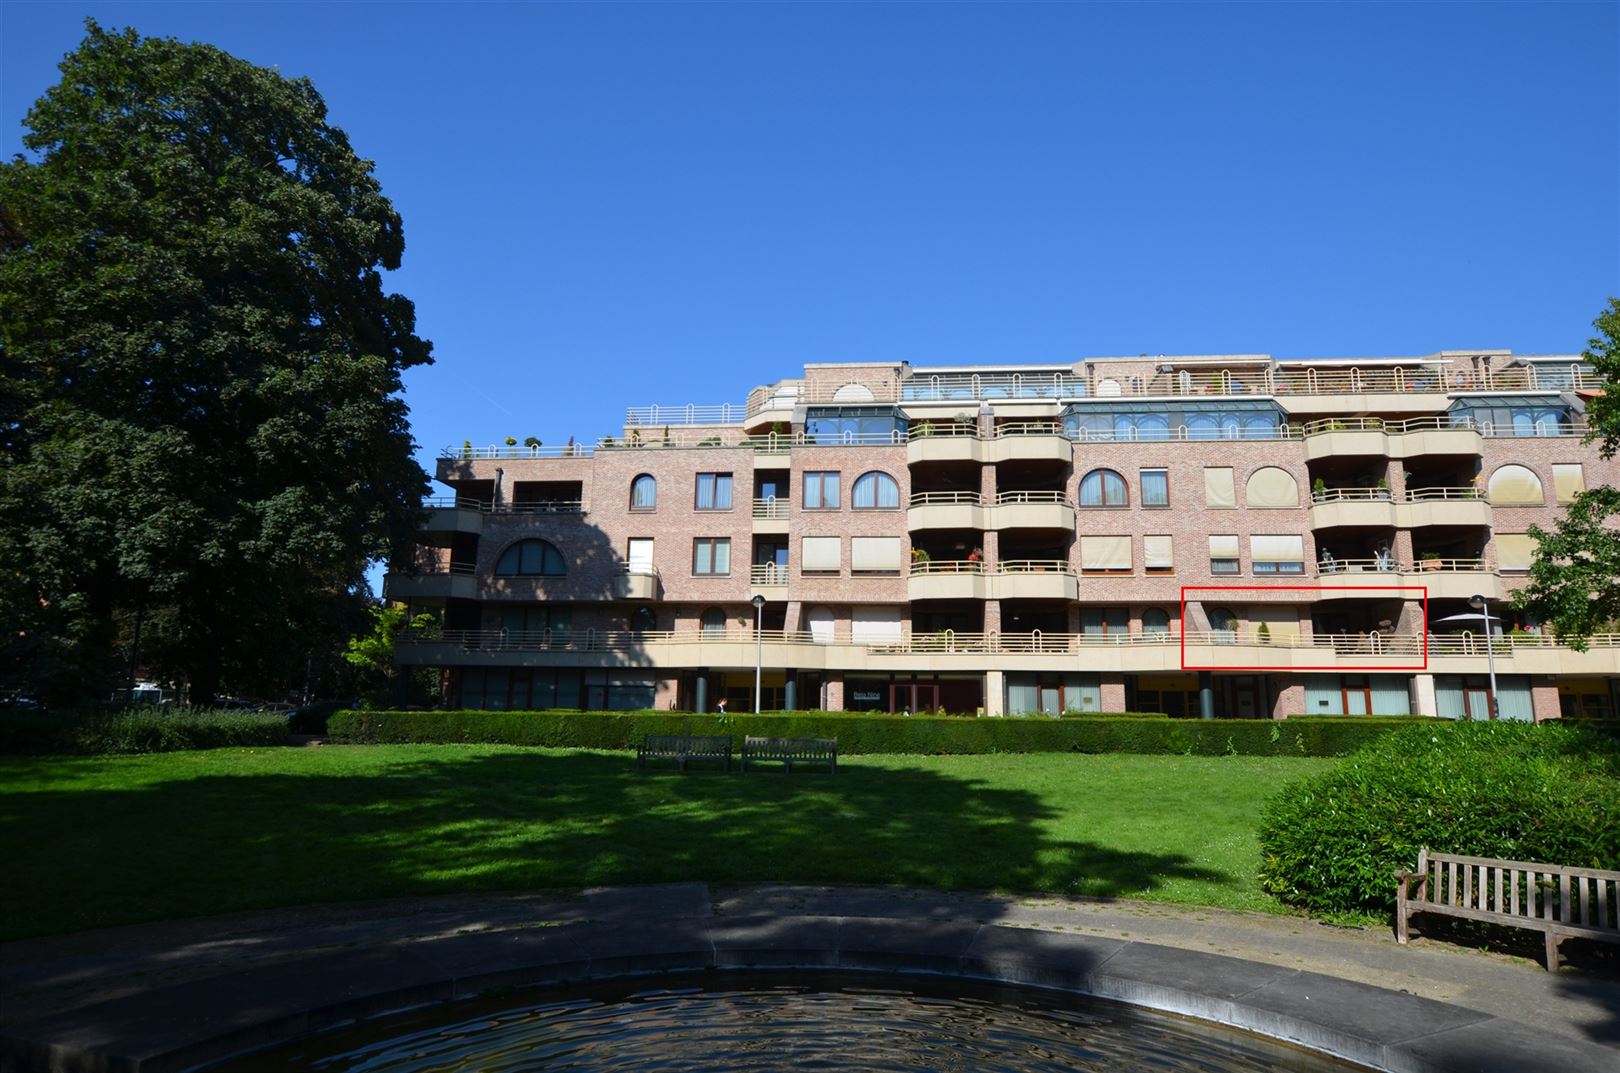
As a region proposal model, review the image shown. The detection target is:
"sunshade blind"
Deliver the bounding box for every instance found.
[1204,468,1236,508]
[1143,535,1174,568]
[851,537,902,572]
[801,536,841,572]
[1250,535,1304,563]
[1080,536,1132,569]
[1552,464,1585,502]
[850,607,902,642]
[1487,466,1543,505]
[1245,467,1299,507]
[1494,534,1537,572]
[1208,535,1240,557]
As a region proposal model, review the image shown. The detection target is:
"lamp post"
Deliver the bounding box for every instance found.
[752,594,767,714]
[1469,594,1499,721]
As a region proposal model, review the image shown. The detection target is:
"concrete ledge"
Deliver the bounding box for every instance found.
[3,890,1615,1073]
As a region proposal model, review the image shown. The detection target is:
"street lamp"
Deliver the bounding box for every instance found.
[1469,594,1499,721]
[752,594,767,714]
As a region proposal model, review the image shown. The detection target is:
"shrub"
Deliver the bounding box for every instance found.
[327,710,1419,757]
[0,709,290,755]
[1258,721,1620,915]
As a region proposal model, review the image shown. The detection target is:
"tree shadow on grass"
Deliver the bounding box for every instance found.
[0,750,1232,940]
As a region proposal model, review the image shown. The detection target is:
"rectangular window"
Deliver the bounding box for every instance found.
[627,538,654,573]
[804,471,841,509]
[1552,463,1585,503]
[695,472,733,510]
[851,536,903,574]
[1080,607,1129,635]
[801,536,841,574]
[692,538,730,576]
[1204,467,1236,508]
[1209,534,1240,575]
[1250,535,1305,574]
[1144,535,1174,574]
[1494,533,1536,572]
[1141,469,1169,507]
[1079,535,1132,574]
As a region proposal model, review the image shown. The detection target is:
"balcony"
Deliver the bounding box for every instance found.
[1314,556,1499,600]
[907,491,986,530]
[421,496,485,536]
[1308,487,1395,529]
[907,560,988,601]
[985,422,1072,465]
[749,563,789,597]
[382,562,477,601]
[751,497,790,534]
[1296,416,1485,462]
[906,424,980,465]
[990,491,1075,531]
[990,560,1078,601]
[611,566,661,601]
[1396,487,1491,529]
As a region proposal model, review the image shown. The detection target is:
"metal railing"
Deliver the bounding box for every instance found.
[909,491,984,506]
[422,497,586,515]
[996,559,1076,576]
[993,421,1068,438]
[1310,488,1393,504]
[1065,424,1301,443]
[388,561,475,577]
[908,559,987,576]
[440,444,595,460]
[750,564,790,585]
[1316,557,1491,575]
[1403,487,1484,502]
[906,422,978,440]
[994,490,1072,506]
[624,403,749,427]
[752,498,789,519]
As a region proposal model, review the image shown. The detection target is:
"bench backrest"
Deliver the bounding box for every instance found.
[1413,848,1618,931]
[642,735,731,753]
[743,735,837,757]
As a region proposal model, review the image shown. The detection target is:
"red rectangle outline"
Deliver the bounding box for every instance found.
[1179,584,1429,672]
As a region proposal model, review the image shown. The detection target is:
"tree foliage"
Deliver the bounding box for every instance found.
[1514,297,1620,647]
[0,22,432,704]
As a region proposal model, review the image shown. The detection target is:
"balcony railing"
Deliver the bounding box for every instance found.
[624,403,749,427]
[1316,556,1490,575]
[422,497,586,515]
[993,421,1068,438]
[398,625,1620,659]
[908,560,986,576]
[1310,488,1393,504]
[909,491,984,506]
[996,559,1076,576]
[752,498,789,519]
[750,564,789,586]
[390,561,476,577]
[994,490,1071,506]
[1403,486,1484,502]
[440,444,595,460]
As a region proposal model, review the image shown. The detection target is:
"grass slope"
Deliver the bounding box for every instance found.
[0,746,1333,939]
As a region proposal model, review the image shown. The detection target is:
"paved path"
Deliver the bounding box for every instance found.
[1,885,1615,1072]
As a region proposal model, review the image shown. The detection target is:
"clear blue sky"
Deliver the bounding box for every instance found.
[5,1,1618,473]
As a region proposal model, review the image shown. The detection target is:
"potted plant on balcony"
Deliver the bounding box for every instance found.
[966,547,983,564]
[911,547,931,564]
[1419,551,1441,572]
[524,436,542,454]
[1256,623,1271,645]
[504,436,517,447]
[1376,477,1390,501]
[1312,477,1327,502]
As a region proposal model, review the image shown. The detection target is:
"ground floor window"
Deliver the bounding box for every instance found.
[1006,673,1100,716]
[1435,674,1532,721]
[1558,679,1616,720]
[845,675,983,714]
[1128,674,1201,718]
[1302,674,1409,716]
[454,668,655,711]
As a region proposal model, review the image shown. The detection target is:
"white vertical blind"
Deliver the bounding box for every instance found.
[1204,467,1236,508]
[1552,463,1585,502]
[851,536,902,572]
[1494,534,1537,571]
[1080,536,1132,569]
[802,536,841,572]
[1143,535,1174,568]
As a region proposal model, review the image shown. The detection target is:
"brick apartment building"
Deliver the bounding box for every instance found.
[387,350,1620,720]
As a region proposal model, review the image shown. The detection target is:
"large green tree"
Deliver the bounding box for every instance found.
[0,22,431,704]
[1513,298,1620,648]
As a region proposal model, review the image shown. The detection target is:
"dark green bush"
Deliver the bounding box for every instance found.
[1258,721,1620,914]
[0,709,290,755]
[328,709,1420,757]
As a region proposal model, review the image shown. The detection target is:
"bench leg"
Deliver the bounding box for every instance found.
[1544,931,1561,972]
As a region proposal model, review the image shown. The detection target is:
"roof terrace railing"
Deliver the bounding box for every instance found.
[440,444,595,460]
[422,497,586,515]
[625,403,749,427]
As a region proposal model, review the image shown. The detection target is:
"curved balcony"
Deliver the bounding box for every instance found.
[611,566,661,601]
[990,560,1078,601]
[906,560,988,601]
[1396,559,1500,601]
[1396,487,1491,529]
[990,491,1075,531]
[382,562,477,601]
[907,491,986,531]
[421,496,485,536]
[1308,487,1395,529]
[1297,417,1484,462]
[984,422,1072,465]
[906,425,981,465]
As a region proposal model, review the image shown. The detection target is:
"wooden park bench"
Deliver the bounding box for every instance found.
[1396,847,1620,970]
[740,736,837,774]
[635,734,732,773]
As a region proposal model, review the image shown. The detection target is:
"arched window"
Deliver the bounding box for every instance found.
[630,474,657,511]
[1078,468,1128,507]
[1487,465,1544,505]
[1244,467,1299,507]
[700,607,727,637]
[1142,609,1171,636]
[631,607,658,632]
[495,539,565,577]
[1208,607,1237,643]
[852,471,900,510]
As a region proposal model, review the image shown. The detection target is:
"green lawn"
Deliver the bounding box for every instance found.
[0,746,1335,940]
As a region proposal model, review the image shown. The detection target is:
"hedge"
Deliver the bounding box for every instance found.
[327,709,1424,756]
[0,709,291,755]
[1258,720,1620,914]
